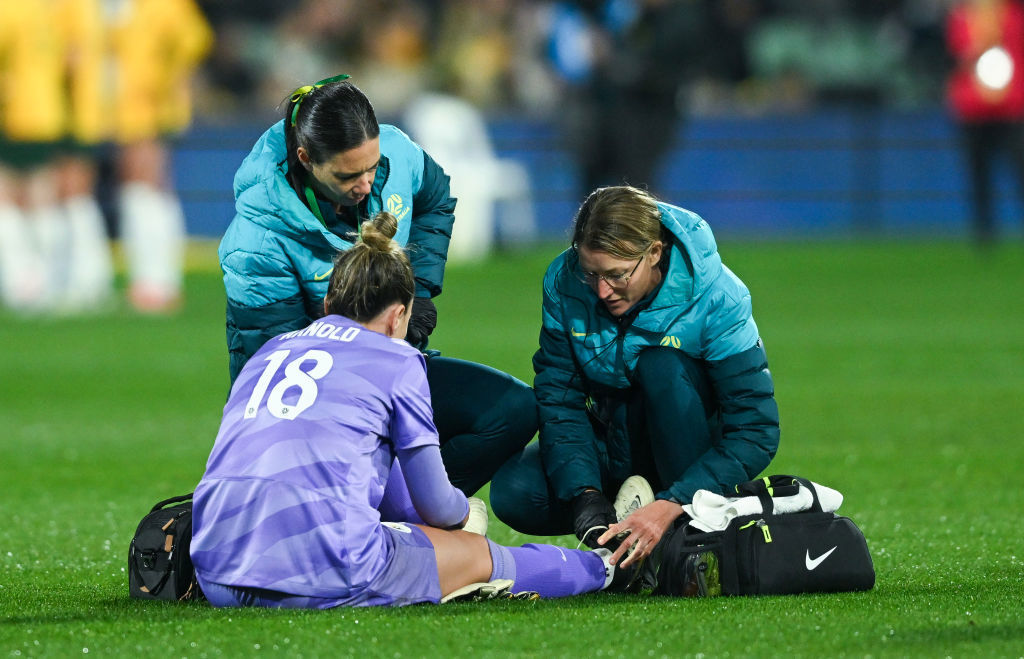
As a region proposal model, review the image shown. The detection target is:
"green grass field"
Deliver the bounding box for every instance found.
[2,239,1023,657]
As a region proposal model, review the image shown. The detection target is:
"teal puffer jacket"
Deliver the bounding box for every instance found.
[533,202,780,504]
[219,120,455,383]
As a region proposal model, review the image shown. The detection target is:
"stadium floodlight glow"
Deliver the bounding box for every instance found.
[975,46,1014,91]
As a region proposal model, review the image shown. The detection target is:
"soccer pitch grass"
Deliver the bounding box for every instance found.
[2,239,1023,657]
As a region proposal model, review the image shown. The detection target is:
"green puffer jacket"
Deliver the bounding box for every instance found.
[533,201,780,504]
[219,120,456,384]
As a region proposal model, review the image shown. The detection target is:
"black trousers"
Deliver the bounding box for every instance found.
[426,355,538,497]
[960,119,1024,242]
[489,348,716,537]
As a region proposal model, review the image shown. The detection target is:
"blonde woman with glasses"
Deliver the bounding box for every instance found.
[491,186,781,580]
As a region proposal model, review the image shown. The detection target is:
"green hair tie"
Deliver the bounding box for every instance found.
[289,73,352,128]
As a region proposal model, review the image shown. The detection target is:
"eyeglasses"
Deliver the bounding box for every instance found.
[576,255,643,288]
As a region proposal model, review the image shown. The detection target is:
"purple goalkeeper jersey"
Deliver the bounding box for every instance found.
[191,315,451,599]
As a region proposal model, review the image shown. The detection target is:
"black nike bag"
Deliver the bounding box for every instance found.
[655,475,875,597]
[128,493,204,602]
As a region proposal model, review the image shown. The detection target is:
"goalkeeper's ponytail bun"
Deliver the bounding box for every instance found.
[324,212,414,322]
[357,211,399,252]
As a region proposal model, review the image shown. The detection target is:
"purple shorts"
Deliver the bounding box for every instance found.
[199,522,441,608]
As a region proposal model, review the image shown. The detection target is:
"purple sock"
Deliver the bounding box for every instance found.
[487,539,516,582]
[491,542,606,598]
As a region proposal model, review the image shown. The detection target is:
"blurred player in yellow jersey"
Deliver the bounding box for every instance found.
[55,0,116,312]
[104,0,213,312]
[0,0,69,311]
[1,0,210,314]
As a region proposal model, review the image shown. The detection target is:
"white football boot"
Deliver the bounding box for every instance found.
[613,475,655,524]
[610,475,656,591]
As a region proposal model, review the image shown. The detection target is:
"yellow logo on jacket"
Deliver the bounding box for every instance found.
[386,193,411,221]
[660,335,682,349]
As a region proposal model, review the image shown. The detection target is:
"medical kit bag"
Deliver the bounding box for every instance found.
[655,475,875,597]
[128,492,204,601]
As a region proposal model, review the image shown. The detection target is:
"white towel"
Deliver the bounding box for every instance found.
[682,482,844,532]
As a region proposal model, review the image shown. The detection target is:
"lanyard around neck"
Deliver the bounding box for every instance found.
[303,183,327,228]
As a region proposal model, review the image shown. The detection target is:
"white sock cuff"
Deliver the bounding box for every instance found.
[593,548,615,590]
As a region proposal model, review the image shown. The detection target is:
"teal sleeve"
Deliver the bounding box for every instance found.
[408,151,456,298]
[533,280,605,503]
[221,247,312,385]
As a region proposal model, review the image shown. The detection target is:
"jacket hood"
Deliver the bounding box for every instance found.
[232,120,352,251]
[646,202,722,312]
[549,201,725,334]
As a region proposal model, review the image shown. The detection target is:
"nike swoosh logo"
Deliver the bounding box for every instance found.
[570,329,587,338]
[805,546,838,570]
[313,269,332,281]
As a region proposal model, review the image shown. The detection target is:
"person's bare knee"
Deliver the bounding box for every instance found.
[57,158,97,199]
[416,526,493,596]
[118,140,167,187]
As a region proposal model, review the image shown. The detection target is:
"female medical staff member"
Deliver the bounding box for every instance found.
[491,186,781,570]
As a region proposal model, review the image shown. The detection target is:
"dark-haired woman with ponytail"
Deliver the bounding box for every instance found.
[218,76,536,499]
[194,212,626,608]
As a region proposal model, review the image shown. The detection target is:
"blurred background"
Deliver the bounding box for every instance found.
[2,0,1022,314]
[187,0,966,243]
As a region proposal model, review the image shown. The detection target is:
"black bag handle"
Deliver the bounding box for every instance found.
[792,476,824,513]
[734,475,823,515]
[150,492,194,513]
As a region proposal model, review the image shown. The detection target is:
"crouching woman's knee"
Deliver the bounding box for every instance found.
[501,379,540,449]
[489,443,568,536]
[634,347,709,396]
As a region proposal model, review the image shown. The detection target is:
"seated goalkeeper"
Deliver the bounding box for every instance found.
[191,212,628,608]
[490,186,781,570]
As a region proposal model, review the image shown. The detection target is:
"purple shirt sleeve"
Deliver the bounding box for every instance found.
[390,352,442,450]
[395,443,469,528]
[388,350,468,528]
[377,457,426,524]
